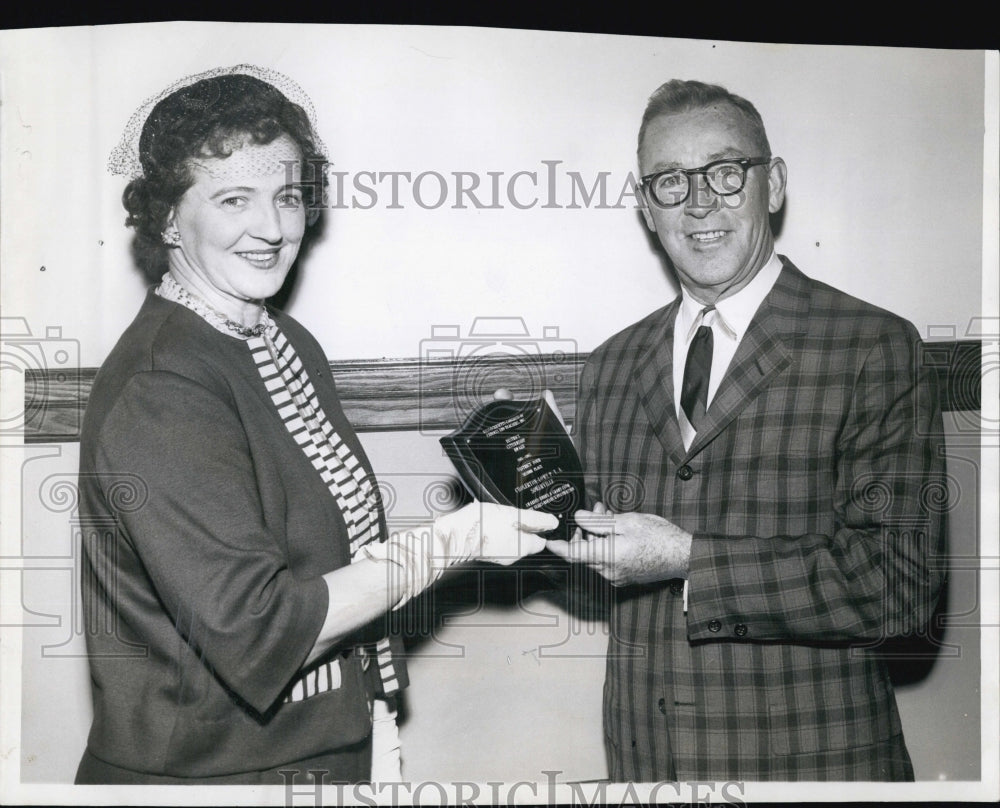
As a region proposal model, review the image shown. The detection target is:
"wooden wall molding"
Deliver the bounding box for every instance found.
[22,342,982,443]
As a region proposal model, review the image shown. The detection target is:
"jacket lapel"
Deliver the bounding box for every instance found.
[685,258,811,458]
[632,298,686,465]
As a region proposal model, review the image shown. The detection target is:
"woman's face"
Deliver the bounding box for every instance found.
[167,133,307,322]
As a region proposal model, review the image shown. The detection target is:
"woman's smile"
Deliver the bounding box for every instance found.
[235,247,283,269]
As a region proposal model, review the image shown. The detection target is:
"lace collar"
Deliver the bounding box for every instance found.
[155,272,275,340]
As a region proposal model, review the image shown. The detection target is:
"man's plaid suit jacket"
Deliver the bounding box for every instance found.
[576,258,946,781]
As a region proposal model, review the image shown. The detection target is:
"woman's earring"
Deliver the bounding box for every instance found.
[162,226,181,246]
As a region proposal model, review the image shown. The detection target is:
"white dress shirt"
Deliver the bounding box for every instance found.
[673,252,784,451]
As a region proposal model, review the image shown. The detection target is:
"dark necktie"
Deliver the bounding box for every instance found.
[681,306,715,431]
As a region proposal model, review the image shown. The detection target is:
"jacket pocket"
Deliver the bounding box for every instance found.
[766,650,897,756]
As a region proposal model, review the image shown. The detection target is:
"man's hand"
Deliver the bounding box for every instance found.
[545,503,693,586]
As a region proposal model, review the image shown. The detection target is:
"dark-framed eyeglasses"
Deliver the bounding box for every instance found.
[640,157,771,208]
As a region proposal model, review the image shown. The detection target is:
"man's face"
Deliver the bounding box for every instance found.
[639,104,786,304]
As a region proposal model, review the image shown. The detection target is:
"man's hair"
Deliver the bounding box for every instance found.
[638,79,771,158]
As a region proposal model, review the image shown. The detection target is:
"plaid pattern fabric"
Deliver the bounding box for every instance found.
[249,327,400,699]
[577,259,946,781]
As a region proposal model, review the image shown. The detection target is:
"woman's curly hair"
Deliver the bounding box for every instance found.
[123,73,328,280]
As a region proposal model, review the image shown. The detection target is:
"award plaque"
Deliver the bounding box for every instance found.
[440,398,584,541]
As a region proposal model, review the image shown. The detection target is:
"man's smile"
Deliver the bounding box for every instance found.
[688,230,728,244]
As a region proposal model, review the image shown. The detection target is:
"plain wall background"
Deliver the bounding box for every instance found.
[0,22,991,790]
[1,24,986,363]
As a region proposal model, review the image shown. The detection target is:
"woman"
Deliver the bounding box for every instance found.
[76,65,555,785]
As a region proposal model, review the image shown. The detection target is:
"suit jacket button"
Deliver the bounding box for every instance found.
[677,465,693,480]
[734,623,748,637]
[669,579,684,595]
[708,619,722,633]
[657,697,666,715]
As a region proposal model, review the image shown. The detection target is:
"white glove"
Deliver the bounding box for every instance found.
[365,502,556,608]
[370,698,402,782]
[434,500,557,567]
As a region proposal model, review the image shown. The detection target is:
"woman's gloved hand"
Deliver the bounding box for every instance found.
[433,500,556,567]
[365,502,556,608]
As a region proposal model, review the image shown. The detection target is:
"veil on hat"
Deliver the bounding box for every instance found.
[107,64,328,180]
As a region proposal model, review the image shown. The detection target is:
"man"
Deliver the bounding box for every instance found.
[547,79,946,781]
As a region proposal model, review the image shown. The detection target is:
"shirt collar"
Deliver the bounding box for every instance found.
[677,251,783,345]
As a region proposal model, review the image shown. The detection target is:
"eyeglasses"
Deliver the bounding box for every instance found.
[640,157,771,208]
